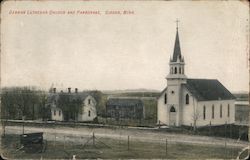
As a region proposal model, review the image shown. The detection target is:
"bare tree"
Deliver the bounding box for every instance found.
[191,95,200,132]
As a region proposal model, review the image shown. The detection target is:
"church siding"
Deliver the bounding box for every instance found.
[195,100,235,126]
[157,90,168,125]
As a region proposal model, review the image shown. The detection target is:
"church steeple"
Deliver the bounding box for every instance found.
[172,29,181,62]
[171,19,183,62]
[167,19,187,80]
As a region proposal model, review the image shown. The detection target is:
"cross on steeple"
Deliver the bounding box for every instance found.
[175,19,180,30]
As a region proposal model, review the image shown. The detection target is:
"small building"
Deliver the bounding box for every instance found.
[47,87,97,122]
[106,98,144,120]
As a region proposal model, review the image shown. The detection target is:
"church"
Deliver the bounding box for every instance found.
[157,24,235,127]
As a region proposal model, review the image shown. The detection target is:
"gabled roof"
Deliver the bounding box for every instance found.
[47,91,93,104]
[107,98,143,107]
[185,79,235,101]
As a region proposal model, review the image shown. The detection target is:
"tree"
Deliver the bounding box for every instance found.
[191,95,200,132]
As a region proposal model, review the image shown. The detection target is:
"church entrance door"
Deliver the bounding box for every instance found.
[169,106,176,126]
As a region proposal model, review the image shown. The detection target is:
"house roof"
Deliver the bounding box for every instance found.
[107,98,143,107]
[47,91,92,104]
[185,79,235,101]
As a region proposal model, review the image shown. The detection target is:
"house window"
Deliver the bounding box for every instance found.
[185,94,189,105]
[88,110,91,117]
[174,67,177,74]
[59,110,61,116]
[54,110,56,116]
[227,104,230,117]
[164,93,167,104]
[203,105,206,120]
[212,105,214,119]
[88,99,91,105]
[220,104,222,118]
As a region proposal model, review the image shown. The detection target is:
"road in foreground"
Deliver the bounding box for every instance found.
[3,125,248,148]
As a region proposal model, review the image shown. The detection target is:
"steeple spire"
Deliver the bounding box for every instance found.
[172,19,182,62]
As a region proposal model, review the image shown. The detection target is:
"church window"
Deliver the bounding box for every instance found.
[185,94,189,105]
[174,67,177,74]
[88,110,91,117]
[182,67,184,74]
[179,67,181,74]
[212,105,214,119]
[220,104,222,118]
[88,99,91,105]
[203,105,206,120]
[170,106,176,112]
[164,93,167,104]
[227,104,230,117]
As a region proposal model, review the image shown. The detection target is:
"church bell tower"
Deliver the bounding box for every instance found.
[166,20,187,126]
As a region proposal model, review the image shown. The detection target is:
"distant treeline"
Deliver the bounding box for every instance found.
[105,92,160,98]
[233,93,249,101]
[1,87,50,120]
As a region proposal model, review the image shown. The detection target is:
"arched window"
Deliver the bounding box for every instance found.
[174,67,177,74]
[164,93,167,104]
[88,110,91,117]
[170,106,176,112]
[212,105,214,119]
[179,67,181,74]
[220,104,222,118]
[182,67,184,74]
[227,104,230,117]
[203,105,206,120]
[185,94,189,105]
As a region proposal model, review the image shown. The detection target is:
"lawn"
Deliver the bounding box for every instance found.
[1,134,242,159]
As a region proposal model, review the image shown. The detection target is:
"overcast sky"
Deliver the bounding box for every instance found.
[1,1,249,92]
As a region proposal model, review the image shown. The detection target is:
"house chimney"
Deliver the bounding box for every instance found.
[53,88,56,93]
[75,88,78,93]
[68,87,71,93]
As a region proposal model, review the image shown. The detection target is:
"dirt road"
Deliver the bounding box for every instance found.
[4,125,248,148]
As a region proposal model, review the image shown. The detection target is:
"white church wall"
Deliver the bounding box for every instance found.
[157,89,168,125]
[181,88,197,126]
[195,100,235,127]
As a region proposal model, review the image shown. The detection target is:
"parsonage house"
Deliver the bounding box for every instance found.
[157,26,235,127]
[47,88,97,122]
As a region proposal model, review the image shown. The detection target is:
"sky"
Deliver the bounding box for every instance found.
[1,1,249,92]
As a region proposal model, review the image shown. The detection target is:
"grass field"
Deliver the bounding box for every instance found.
[1,134,243,159]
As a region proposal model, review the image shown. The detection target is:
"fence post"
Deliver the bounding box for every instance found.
[63,136,65,149]
[93,132,95,146]
[224,121,227,159]
[54,134,56,146]
[127,135,130,151]
[166,139,168,157]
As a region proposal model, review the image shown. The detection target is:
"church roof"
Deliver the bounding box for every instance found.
[172,29,182,62]
[185,79,235,101]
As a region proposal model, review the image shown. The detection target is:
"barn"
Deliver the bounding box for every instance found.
[106,98,144,120]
